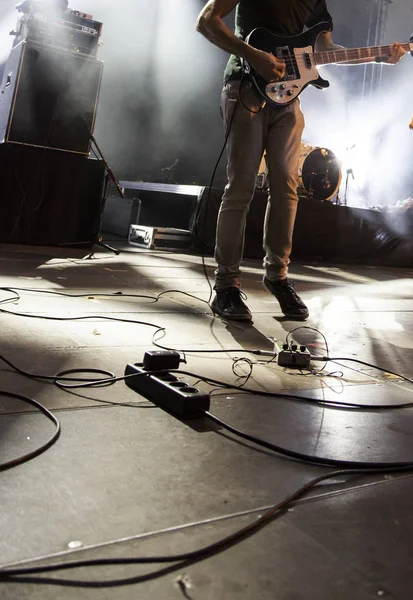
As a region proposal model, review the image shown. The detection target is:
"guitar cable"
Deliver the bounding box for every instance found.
[201,70,264,304]
[200,79,241,304]
[238,69,265,115]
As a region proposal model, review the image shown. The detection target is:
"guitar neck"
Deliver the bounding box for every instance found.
[314,43,410,66]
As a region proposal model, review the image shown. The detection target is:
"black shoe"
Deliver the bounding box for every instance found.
[263,277,309,320]
[211,287,252,321]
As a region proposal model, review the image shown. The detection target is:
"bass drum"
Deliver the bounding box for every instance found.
[298,144,342,201]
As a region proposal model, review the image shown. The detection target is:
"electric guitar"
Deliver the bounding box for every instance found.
[244,22,413,107]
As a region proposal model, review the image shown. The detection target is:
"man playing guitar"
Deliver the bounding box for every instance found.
[196,0,405,322]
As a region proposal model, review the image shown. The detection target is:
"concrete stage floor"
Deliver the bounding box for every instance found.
[1,241,413,599]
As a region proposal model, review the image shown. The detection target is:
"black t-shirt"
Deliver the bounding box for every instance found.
[224,0,333,82]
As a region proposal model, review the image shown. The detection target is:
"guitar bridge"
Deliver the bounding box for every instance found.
[275,45,299,80]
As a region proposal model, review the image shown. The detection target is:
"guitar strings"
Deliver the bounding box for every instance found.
[263,43,406,69]
[269,50,396,66]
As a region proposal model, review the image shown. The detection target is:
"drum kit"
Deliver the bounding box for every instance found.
[258,142,343,202]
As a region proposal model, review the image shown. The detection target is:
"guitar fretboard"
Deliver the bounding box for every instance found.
[313,43,410,65]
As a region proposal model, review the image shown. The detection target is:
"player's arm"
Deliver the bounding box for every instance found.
[196,0,285,81]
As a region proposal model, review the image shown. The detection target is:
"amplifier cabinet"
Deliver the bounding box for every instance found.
[0,42,103,155]
[0,143,106,247]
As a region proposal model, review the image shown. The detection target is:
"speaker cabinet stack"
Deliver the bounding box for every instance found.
[0,43,103,155]
[0,7,106,246]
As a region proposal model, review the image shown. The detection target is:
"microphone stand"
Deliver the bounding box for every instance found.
[339,144,356,207]
[57,126,123,256]
[84,123,124,257]
[161,159,180,184]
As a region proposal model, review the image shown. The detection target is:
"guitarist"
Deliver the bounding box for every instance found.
[196,0,405,321]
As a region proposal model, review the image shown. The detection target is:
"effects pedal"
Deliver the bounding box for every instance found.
[276,341,311,369]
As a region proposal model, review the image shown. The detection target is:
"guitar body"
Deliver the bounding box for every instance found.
[245,22,332,107]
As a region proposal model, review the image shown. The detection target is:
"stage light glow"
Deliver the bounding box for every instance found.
[301,55,413,210]
[1,0,411,195]
[312,294,405,337]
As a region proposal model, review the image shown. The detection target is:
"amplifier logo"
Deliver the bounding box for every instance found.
[81,26,98,36]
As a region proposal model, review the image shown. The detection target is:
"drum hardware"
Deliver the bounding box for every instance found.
[343,167,355,207]
[298,144,342,202]
[256,145,342,201]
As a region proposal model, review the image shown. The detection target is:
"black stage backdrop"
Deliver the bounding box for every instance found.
[189,188,413,268]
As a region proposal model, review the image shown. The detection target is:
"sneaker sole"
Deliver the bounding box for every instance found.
[211,306,253,322]
[283,312,309,321]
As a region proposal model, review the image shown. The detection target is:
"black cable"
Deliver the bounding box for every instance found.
[238,77,264,114]
[2,278,412,403]
[204,411,413,469]
[151,338,265,355]
[0,288,20,305]
[0,391,61,472]
[0,353,77,383]
[315,356,413,386]
[2,333,413,409]
[0,466,400,584]
[0,354,152,390]
[199,71,265,305]
[0,306,165,334]
[198,82,241,305]
[54,372,153,390]
[0,286,212,310]
[0,352,114,384]
[54,368,116,389]
[231,357,254,387]
[282,328,413,384]
[0,287,158,300]
[167,368,413,411]
[2,457,413,586]
[2,346,413,410]
[155,289,211,308]
[2,371,413,580]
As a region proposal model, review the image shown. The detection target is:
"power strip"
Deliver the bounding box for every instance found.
[124,363,210,418]
[276,342,311,369]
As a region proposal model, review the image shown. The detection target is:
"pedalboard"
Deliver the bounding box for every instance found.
[276,341,311,369]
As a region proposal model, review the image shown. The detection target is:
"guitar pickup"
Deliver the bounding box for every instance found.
[276,45,298,79]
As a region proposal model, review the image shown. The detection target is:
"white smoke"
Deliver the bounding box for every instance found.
[0,8,17,63]
[301,56,413,209]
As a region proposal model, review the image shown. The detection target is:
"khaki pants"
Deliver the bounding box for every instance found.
[214,80,305,290]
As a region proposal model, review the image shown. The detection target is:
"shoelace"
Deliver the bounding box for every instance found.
[226,288,248,302]
[277,280,301,302]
